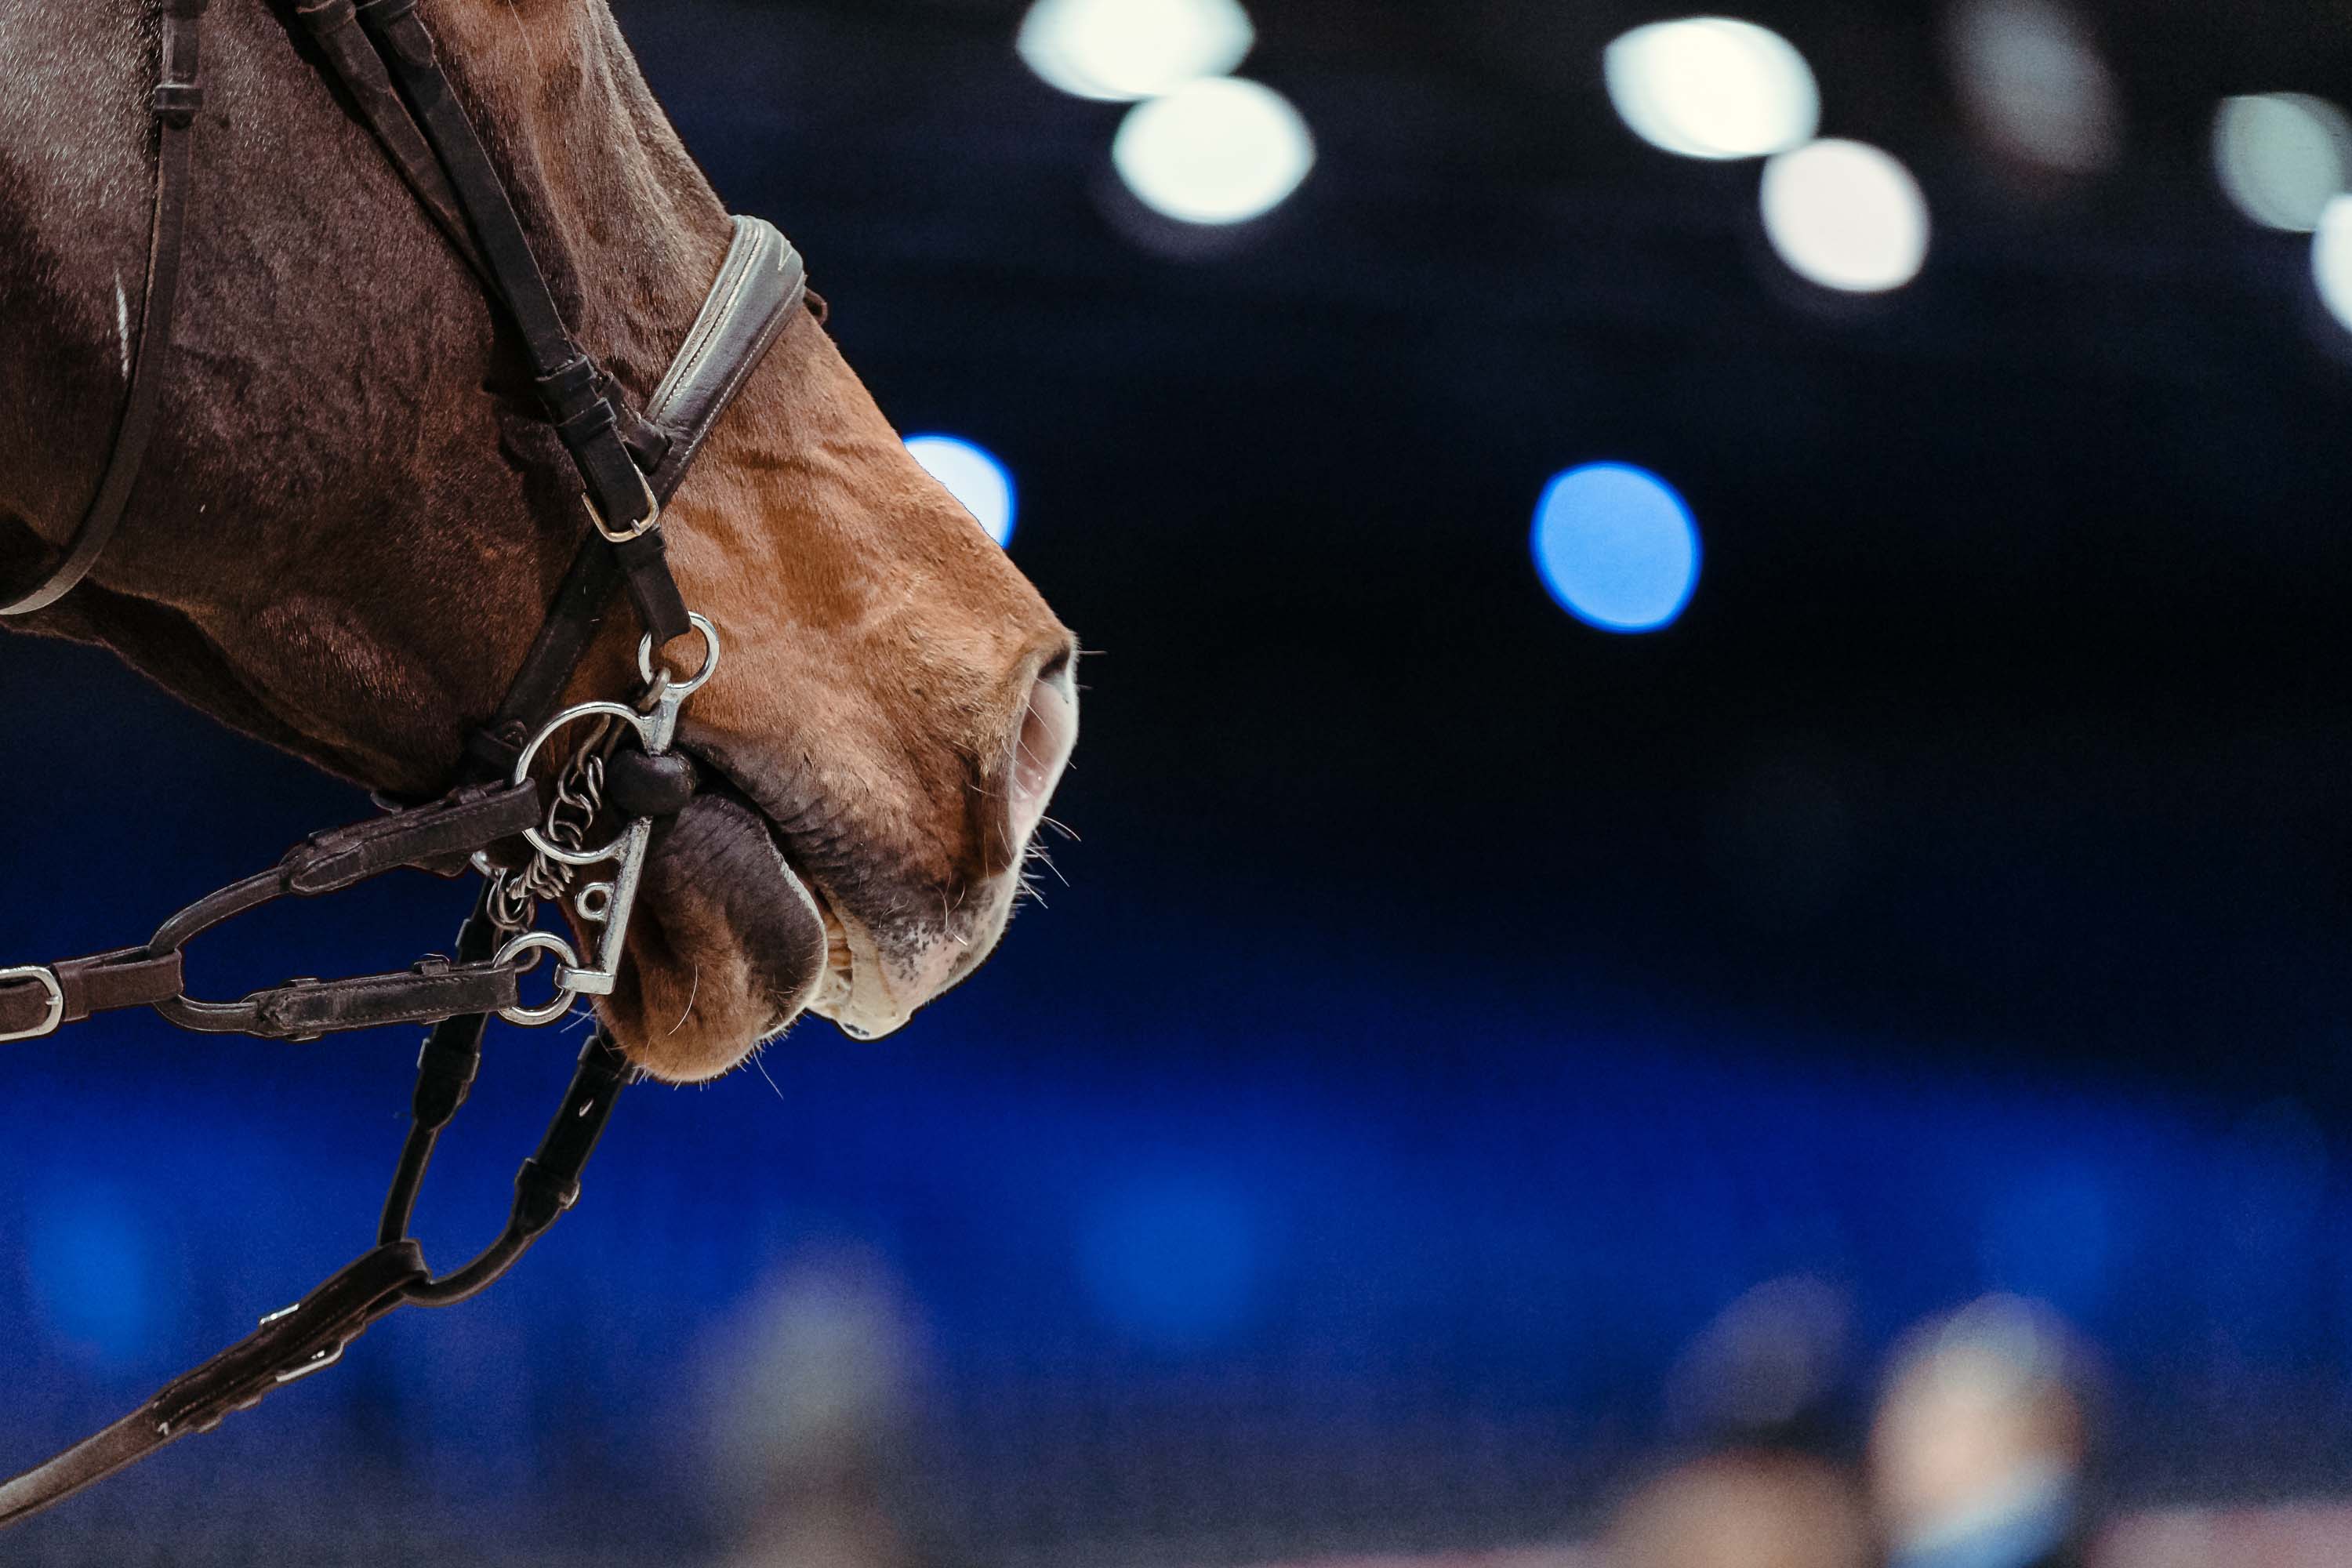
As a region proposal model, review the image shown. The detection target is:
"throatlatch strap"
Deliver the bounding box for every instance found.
[0,0,207,618]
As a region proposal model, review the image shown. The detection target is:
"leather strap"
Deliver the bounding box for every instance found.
[230,957,522,1042]
[0,1241,428,1528]
[0,1033,631,1530]
[0,949,185,1040]
[644,216,807,499]
[291,0,489,284]
[350,0,691,645]
[459,219,804,782]
[0,0,207,617]
[278,782,543,893]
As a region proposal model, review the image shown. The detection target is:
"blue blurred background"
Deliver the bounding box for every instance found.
[9,0,2352,1563]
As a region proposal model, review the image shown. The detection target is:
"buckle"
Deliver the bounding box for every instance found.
[0,965,66,1044]
[582,467,662,544]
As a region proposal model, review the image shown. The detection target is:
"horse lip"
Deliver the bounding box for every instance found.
[673,742,860,1029]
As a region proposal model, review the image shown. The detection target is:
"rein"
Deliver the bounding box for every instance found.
[0,0,808,1526]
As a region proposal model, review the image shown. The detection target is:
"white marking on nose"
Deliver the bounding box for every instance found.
[114,276,132,383]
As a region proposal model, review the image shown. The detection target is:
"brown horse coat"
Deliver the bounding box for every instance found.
[0,0,1079,1080]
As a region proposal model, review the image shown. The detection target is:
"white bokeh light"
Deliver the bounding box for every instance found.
[2314,196,2352,336]
[2216,93,2352,233]
[1604,17,1820,161]
[1018,0,1255,103]
[1946,0,2121,174]
[1760,139,1932,293]
[906,434,1018,548]
[1112,78,1316,226]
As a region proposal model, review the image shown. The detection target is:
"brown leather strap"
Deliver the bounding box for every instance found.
[0,1242,428,1529]
[278,782,543,893]
[459,220,806,781]
[0,949,186,1040]
[0,0,207,617]
[0,1036,630,1530]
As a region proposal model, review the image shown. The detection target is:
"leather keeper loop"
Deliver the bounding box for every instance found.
[535,355,603,419]
[555,398,619,453]
[151,83,205,125]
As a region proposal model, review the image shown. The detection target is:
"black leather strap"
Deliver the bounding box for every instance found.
[644,216,807,500]
[350,0,691,645]
[459,219,805,782]
[0,0,207,617]
[291,0,489,284]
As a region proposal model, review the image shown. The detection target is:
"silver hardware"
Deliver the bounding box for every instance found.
[273,1341,347,1385]
[496,615,720,1004]
[583,467,663,544]
[0,965,65,1044]
[639,615,719,696]
[495,931,585,1027]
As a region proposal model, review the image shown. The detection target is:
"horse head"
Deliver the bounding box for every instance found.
[0,0,1078,1080]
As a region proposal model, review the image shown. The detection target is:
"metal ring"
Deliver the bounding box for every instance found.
[509,700,648,867]
[575,882,615,923]
[0,965,65,1044]
[495,931,583,1028]
[638,612,720,697]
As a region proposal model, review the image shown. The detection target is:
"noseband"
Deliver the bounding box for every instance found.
[0,0,808,1526]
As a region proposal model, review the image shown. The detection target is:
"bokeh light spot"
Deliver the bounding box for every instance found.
[1947,0,2121,174]
[906,434,1018,548]
[1531,463,1702,633]
[1760,138,1932,293]
[1604,17,1820,162]
[1080,1174,1261,1352]
[2216,93,2352,233]
[1018,0,1255,103]
[2315,196,2352,336]
[1112,78,1316,226]
[27,1183,154,1367]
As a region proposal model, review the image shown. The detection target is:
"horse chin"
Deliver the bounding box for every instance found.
[597,789,831,1083]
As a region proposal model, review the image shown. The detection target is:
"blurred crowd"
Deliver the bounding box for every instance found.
[1606,1290,2091,1568]
[704,1258,2107,1568]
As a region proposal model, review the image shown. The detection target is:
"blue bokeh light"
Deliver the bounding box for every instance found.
[27,1181,155,1368]
[1078,1173,1261,1353]
[1530,463,1702,633]
[905,434,1018,548]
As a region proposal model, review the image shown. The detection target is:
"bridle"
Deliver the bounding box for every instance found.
[0,0,811,1526]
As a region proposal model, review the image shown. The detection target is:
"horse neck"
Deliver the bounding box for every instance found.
[0,1,734,587]
[432,0,736,397]
[0,0,746,789]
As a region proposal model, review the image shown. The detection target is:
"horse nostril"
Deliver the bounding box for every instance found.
[1004,660,1078,855]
